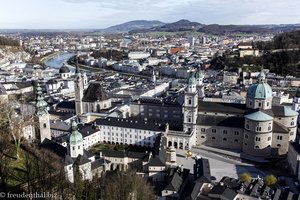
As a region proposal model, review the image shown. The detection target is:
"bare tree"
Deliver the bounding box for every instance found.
[102,170,156,200]
[0,99,35,159]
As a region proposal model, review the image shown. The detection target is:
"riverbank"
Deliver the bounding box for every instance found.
[44,52,74,69]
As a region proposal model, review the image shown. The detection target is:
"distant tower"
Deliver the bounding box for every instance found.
[35,83,51,142]
[183,72,198,133]
[152,69,157,83]
[74,55,84,116]
[188,36,195,46]
[195,68,205,98]
[68,120,84,158]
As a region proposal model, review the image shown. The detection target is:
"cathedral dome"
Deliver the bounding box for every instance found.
[59,64,70,74]
[247,83,273,99]
[69,120,83,145]
[247,70,272,99]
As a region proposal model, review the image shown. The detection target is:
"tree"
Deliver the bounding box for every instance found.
[0,131,14,193]
[102,170,156,200]
[265,174,277,188]
[1,99,35,159]
[240,172,252,183]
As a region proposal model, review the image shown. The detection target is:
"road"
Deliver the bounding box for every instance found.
[176,148,265,181]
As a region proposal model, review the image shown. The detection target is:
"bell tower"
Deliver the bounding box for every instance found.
[74,55,84,116]
[35,82,51,142]
[183,72,198,133]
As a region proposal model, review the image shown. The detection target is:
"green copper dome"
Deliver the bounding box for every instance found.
[69,120,83,145]
[35,83,48,116]
[188,72,196,85]
[195,69,204,79]
[247,70,272,99]
[247,83,273,99]
[245,111,273,122]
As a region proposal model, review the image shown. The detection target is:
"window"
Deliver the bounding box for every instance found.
[201,128,205,132]
[234,131,239,136]
[277,144,281,147]
[188,117,191,123]
[255,137,261,141]
[188,99,192,105]
[223,130,227,134]
[201,136,205,138]
[255,146,260,149]
[256,127,261,131]
[223,138,227,141]
[267,102,269,107]
[258,102,262,107]
[268,137,271,141]
[277,136,283,140]
[72,146,75,150]
[234,139,238,142]
[245,134,248,139]
[212,129,216,133]
[246,125,249,129]
[212,137,216,140]
[268,126,271,131]
[291,121,295,126]
[290,132,294,136]
[43,123,47,128]
[244,143,247,146]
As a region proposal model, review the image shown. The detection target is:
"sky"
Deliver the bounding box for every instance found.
[0,0,300,29]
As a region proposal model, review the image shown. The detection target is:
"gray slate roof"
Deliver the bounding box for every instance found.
[82,82,109,102]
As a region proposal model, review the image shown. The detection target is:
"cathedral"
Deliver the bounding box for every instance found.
[191,70,298,157]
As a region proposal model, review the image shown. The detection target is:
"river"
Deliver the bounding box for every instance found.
[45,52,75,69]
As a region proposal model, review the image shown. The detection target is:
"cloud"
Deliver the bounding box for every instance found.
[0,0,299,28]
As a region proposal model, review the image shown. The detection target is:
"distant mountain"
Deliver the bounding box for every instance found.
[130,19,204,33]
[151,19,204,32]
[127,20,300,35]
[102,20,165,33]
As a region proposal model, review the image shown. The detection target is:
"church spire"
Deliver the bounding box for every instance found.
[75,53,80,75]
[36,82,48,116]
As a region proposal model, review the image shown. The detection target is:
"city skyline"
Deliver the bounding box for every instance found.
[0,0,300,29]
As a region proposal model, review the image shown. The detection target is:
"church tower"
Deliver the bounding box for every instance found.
[183,72,198,133]
[75,56,84,116]
[35,82,51,142]
[195,68,205,98]
[68,120,84,158]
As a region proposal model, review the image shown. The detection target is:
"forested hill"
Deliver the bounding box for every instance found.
[0,36,19,46]
[211,30,300,76]
[256,30,300,50]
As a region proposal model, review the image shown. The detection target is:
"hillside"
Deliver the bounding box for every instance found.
[0,36,19,46]
[256,30,300,50]
[198,24,269,34]
[151,19,203,32]
[103,20,165,32]
[212,30,300,76]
